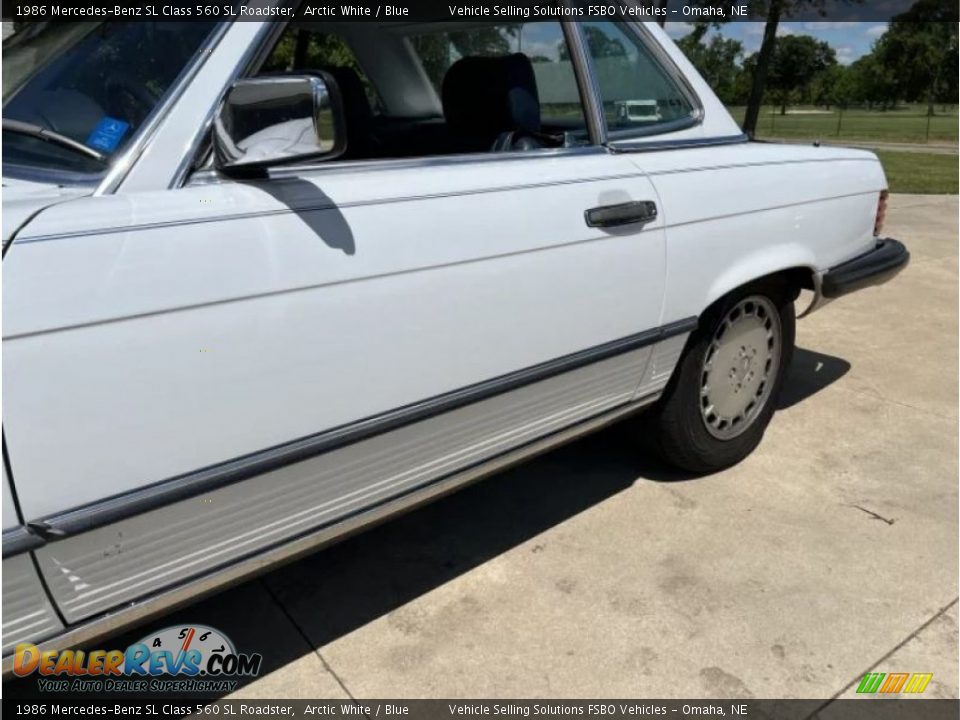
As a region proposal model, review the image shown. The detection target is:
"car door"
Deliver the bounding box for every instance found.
[2,21,676,623]
[1,465,63,656]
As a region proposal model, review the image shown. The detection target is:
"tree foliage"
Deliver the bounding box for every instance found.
[409,27,519,91]
[677,33,744,103]
[872,0,959,113]
[558,26,627,61]
[672,0,957,120]
[682,0,856,134]
[263,29,358,73]
[766,35,836,114]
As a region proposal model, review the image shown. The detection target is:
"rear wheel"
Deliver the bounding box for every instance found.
[646,284,795,473]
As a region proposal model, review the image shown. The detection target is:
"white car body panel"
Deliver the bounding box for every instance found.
[629,142,886,316]
[0,178,89,242]
[1,17,894,661]
[5,152,668,519]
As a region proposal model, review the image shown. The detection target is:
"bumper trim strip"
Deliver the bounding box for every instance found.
[821,238,910,299]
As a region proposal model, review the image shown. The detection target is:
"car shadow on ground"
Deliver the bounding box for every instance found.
[4,347,849,699]
[778,347,851,410]
[590,347,851,485]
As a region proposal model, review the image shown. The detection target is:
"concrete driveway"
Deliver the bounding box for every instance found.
[13,195,958,701]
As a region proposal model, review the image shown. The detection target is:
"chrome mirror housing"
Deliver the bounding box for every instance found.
[213,74,345,176]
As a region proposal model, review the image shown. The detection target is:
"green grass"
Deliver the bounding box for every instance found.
[875,151,959,194]
[725,104,959,145]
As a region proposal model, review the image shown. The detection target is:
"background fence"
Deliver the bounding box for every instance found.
[725,104,960,145]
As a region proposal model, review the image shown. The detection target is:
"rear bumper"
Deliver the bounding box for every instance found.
[821,238,910,299]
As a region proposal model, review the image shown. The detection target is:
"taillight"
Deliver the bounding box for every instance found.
[874,190,888,237]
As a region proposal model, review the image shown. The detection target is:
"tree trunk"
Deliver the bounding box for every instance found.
[926,79,937,117]
[927,65,941,117]
[780,100,787,116]
[742,0,783,137]
[656,0,668,27]
[293,29,310,70]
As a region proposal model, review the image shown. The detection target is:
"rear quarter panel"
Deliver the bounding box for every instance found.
[634,142,886,320]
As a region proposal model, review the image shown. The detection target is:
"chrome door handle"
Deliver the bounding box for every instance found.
[585,200,658,228]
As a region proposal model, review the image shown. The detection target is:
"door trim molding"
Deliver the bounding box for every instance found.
[24,317,697,545]
[609,133,750,154]
[1,525,45,559]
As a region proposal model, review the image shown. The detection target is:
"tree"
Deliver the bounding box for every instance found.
[677,34,745,105]
[873,0,959,115]
[738,0,860,135]
[766,34,836,114]
[730,56,757,105]
[809,63,845,108]
[656,0,669,27]
[845,53,898,109]
[673,19,712,52]
[265,29,362,73]
[741,0,783,136]
[560,25,627,61]
[409,26,519,91]
[679,0,795,135]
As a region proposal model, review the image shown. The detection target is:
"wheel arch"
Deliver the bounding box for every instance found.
[701,245,817,315]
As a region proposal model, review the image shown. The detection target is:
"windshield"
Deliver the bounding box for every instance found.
[2,21,218,181]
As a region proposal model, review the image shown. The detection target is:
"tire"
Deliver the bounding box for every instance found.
[646,282,796,474]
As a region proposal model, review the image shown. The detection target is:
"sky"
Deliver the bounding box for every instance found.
[664,21,889,66]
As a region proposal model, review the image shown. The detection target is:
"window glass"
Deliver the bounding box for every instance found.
[253,22,590,162]
[580,22,696,134]
[3,21,218,177]
[405,23,587,135]
[261,27,384,114]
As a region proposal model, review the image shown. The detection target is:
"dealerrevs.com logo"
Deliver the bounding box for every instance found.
[14,625,262,693]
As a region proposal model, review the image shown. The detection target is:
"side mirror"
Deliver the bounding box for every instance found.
[213,73,346,177]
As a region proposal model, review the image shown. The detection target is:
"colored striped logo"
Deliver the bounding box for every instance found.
[856,672,933,694]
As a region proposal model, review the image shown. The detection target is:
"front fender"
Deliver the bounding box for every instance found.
[2,184,91,252]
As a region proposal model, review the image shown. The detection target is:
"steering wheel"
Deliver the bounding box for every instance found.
[104,70,161,127]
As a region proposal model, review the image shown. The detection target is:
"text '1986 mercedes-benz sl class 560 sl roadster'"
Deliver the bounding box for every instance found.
[1,15,908,670]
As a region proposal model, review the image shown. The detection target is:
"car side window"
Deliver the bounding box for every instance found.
[580,22,697,136]
[406,23,589,144]
[251,22,590,163]
[261,27,384,115]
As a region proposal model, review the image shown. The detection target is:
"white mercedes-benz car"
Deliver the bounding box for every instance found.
[1,15,907,669]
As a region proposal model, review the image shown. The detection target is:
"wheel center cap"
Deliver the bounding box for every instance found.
[731,352,754,384]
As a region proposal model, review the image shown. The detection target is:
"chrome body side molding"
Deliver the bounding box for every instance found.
[609,134,750,154]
